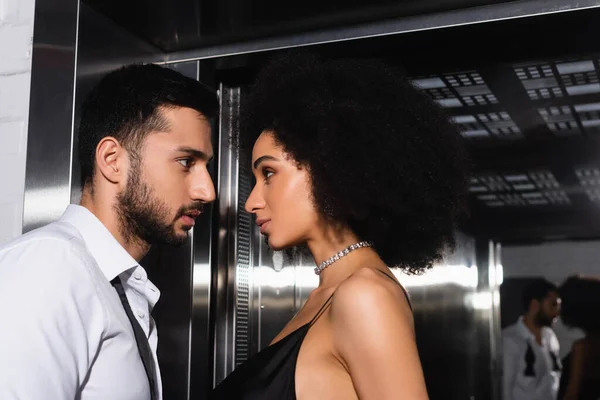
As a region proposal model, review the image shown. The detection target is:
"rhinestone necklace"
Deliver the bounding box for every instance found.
[314,241,373,275]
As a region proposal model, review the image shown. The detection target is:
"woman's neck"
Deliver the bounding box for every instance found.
[307,241,385,289]
[304,222,388,288]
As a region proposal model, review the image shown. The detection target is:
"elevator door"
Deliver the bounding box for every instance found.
[211,83,319,386]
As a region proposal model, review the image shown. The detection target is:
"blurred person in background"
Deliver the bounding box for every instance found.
[503,278,562,400]
[557,275,600,400]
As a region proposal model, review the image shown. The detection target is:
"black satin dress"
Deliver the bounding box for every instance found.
[209,270,410,400]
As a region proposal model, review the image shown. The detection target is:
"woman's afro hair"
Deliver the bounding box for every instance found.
[240,51,470,274]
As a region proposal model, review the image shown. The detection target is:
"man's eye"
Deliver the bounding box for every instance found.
[178,158,193,168]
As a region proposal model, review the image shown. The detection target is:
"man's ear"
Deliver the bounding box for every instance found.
[95,137,127,184]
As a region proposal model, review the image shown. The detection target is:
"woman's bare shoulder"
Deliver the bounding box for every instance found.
[330,267,413,331]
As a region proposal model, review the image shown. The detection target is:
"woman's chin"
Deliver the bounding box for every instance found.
[263,235,292,252]
[266,240,285,252]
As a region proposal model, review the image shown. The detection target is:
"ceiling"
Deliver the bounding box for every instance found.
[80,0,600,243]
[81,0,511,52]
[394,9,600,243]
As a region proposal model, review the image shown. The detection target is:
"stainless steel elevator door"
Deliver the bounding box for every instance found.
[211,83,319,386]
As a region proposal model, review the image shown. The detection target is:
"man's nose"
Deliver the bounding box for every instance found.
[190,169,216,203]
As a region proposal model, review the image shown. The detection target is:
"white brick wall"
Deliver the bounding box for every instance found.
[503,240,600,285]
[0,0,35,245]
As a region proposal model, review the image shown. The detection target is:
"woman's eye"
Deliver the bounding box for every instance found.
[262,169,274,181]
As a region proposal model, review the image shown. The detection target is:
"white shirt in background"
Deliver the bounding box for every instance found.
[502,317,561,400]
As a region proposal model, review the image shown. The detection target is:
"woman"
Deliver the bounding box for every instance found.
[210,51,469,399]
[558,276,600,400]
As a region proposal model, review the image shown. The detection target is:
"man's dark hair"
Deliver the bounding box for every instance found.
[78,63,219,188]
[522,278,558,311]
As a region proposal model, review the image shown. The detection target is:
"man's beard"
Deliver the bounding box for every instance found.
[535,311,555,327]
[115,162,199,247]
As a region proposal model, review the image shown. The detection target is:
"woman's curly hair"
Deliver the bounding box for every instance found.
[559,276,600,333]
[240,51,470,274]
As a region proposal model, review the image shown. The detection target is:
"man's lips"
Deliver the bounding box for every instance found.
[180,209,202,225]
[184,209,201,218]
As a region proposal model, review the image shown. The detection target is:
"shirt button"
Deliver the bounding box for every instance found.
[134,272,142,280]
[137,310,146,319]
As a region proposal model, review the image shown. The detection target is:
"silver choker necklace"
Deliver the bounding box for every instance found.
[314,241,373,275]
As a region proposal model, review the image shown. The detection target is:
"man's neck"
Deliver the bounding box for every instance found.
[523,314,543,344]
[80,190,150,262]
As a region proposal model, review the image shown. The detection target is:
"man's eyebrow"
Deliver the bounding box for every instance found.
[175,146,213,162]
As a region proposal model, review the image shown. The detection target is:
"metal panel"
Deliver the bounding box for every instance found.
[253,247,318,351]
[25,1,165,230]
[212,83,243,385]
[76,3,164,78]
[83,0,518,53]
[166,60,200,81]
[380,232,501,400]
[23,0,80,233]
[395,232,478,399]
[72,3,166,202]
[490,242,503,399]
[189,186,215,400]
[254,250,298,350]
[162,0,600,64]
[234,146,253,366]
[210,79,310,360]
[189,59,220,400]
[211,83,319,370]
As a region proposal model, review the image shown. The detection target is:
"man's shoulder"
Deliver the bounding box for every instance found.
[541,325,559,346]
[502,322,526,345]
[0,220,94,275]
[502,321,520,335]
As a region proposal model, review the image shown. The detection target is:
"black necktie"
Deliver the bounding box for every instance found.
[524,341,536,377]
[111,277,157,400]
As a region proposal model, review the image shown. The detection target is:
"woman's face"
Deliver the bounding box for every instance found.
[245,131,319,250]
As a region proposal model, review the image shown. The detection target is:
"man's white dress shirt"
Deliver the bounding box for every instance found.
[502,317,561,400]
[0,204,162,399]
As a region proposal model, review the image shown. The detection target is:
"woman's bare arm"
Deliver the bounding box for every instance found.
[562,340,586,400]
[331,269,429,400]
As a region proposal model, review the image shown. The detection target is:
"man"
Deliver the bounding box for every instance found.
[0,64,218,399]
[503,278,562,400]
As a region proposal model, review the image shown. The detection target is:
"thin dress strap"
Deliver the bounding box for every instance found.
[308,292,335,327]
[374,269,413,311]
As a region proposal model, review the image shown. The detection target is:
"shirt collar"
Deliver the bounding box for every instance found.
[60,204,139,282]
[517,316,537,341]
